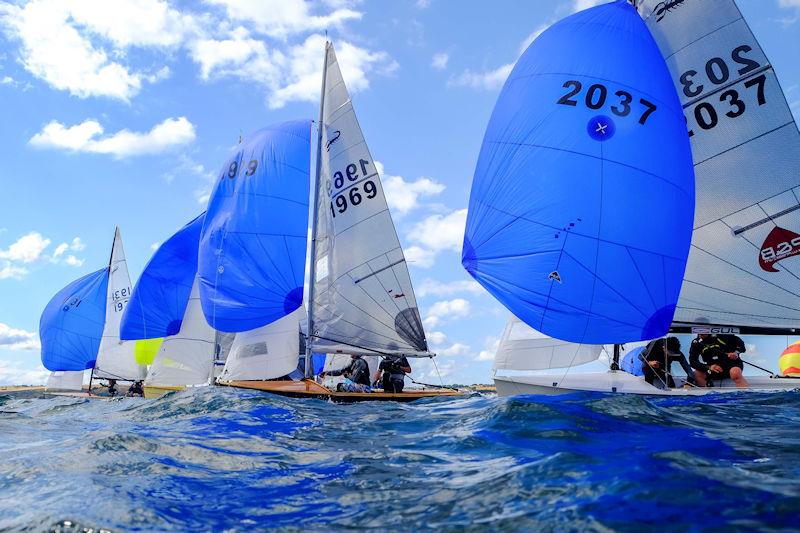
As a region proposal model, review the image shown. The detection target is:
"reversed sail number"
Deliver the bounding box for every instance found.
[557,81,657,125]
[680,45,768,137]
[328,158,379,218]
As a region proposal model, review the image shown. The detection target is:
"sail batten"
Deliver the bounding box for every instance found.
[641,0,800,330]
[310,43,429,357]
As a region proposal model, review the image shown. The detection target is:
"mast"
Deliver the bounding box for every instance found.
[304,41,330,379]
[611,344,621,371]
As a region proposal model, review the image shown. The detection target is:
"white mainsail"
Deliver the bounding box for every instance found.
[641,0,800,330]
[145,278,217,387]
[219,308,303,381]
[45,370,84,391]
[309,42,429,357]
[93,228,144,380]
[493,315,604,371]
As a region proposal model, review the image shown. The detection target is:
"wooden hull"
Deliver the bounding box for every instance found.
[143,385,186,399]
[218,379,463,402]
[495,372,800,397]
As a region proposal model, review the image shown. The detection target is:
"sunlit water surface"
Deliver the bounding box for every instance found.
[1,387,799,531]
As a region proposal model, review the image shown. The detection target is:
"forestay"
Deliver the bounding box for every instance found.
[199,121,312,333]
[94,228,143,380]
[462,0,695,345]
[310,42,429,356]
[45,371,85,391]
[145,278,217,387]
[493,315,604,371]
[121,213,204,340]
[640,0,800,330]
[218,307,303,381]
[40,268,108,372]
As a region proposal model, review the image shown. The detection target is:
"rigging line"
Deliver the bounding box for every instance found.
[332,282,406,332]
[662,16,743,61]
[431,356,447,389]
[353,259,405,284]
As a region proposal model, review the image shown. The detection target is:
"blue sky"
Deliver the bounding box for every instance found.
[1,0,799,386]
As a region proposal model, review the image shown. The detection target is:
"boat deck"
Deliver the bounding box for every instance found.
[219,379,463,402]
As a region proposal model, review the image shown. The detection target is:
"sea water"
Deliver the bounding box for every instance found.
[1,388,798,531]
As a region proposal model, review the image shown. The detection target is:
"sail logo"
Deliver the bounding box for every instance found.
[651,0,687,22]
[326,130,341,152]
[691,325,740,335]
[759,226,800,272]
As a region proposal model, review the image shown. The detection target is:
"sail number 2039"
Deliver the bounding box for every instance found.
[328,158,378,218]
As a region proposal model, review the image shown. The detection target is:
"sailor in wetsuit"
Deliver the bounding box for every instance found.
[375,355,411,393]
[324,355,371,387]
[689,334,749,388]
[642,337,695,388]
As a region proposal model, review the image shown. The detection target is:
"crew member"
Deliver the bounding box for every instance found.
[642,337,695,388]
[324,354,371,387]
[127,380,144,397]
[375,355,411,393]
[689,334,749,388]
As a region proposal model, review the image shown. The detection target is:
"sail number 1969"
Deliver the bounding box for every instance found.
[328,158,378,218]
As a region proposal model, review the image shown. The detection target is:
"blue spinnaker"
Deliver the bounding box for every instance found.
[40,268,109,371]
[462,0,695,344]
[120,213,204,340]
[199,120,312,332]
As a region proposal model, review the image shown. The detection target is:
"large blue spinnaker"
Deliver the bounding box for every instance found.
[40,268,109,371]
[199,120,312,332]
[120,213,204,340]
[462,0,695,344]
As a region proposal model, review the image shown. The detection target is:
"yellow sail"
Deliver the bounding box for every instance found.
[135,338,163,365]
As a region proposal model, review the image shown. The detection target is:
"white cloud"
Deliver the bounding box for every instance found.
[448,63,512,91]
[407,208,467,252]
[64,255,84,267]
[431,52,449,70]
[0,232,50,263]
[0,360,48,386]
[424,298,471,328]
[573,0,608,11]
[427,331,447,345]
[377,161,444,216]
[0,263,27,280]
[417,278,483,298]
[268,34,397,109]
[0,323,40,351]
[0,0,181,100]
[439,342,470,356]
[416,0,432,8]
[70,237,86,252]
[780,0,800,6]
[207,0,361,39]
[189,31,283,82]
[150,241,162,251]
[52,243,68,259]
[404,246,436,268]
[477,336,500,361]
[30,117,196,158]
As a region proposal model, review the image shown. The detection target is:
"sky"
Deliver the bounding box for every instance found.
[1,0,800,386]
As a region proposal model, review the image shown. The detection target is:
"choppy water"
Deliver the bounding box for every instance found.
[1,388,799,532]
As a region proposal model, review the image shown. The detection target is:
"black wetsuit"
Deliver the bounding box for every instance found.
[642,338,695,388]
[127,381,144,397]
[327,357,371,386]
[689,334,746,383]
[379,356,410,393]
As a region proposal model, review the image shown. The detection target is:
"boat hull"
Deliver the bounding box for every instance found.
[143,385,186,399]
[495,372,800,397]
[218,379,463,402]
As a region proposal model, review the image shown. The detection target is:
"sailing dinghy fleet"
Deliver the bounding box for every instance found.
[38,43,458,402]
[37,1,799,400]
[465,0,800,396]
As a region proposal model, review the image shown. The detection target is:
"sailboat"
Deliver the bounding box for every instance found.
[210,43,460,401]
[465,0,800,396]
[40,228,144,396]
[120,213,224,398]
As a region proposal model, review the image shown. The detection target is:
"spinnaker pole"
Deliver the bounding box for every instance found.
[304,41,330,379]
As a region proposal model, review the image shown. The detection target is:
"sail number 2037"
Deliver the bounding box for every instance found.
[556,81,657,124]
[328,158,378,218]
